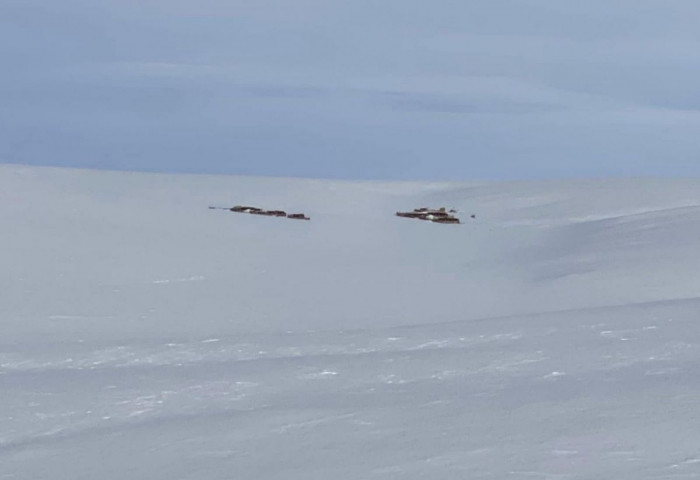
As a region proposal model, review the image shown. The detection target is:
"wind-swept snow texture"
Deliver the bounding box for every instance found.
[3,165,700,479]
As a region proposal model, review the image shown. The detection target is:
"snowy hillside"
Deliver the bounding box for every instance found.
[3,164,700,479]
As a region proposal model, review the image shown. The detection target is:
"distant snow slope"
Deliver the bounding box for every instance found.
[3,165,700,479]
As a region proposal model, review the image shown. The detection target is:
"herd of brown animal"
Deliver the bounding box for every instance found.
[395,207,462,224]
[212,205,472,224]
[227,205,310,220]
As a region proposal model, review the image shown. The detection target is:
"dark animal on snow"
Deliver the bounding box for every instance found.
[231,205,263,213]
[432,216,460,224]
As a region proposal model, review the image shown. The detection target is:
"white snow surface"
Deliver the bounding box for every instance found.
[3,164,700,479]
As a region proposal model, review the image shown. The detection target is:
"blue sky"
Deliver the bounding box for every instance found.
[2,1,700,180]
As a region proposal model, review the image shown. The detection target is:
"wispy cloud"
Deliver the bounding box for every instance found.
[2,0,700,179]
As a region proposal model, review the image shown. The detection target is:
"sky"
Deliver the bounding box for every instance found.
[2,0,700,180]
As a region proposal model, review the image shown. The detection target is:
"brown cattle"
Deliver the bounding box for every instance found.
[397,211,428,219]
[231,205,263,213]
[428,211,449,218]
[432,216,460,224]
[253,210,287,216]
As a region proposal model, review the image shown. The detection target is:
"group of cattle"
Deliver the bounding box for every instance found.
[225,205,310,220]
[213,205,468,224]
[396,207,462,224]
